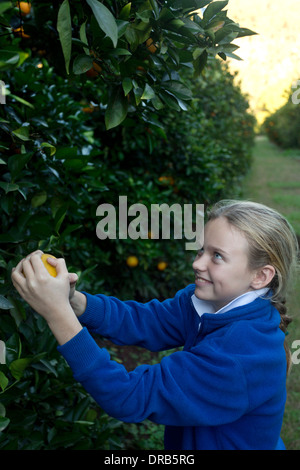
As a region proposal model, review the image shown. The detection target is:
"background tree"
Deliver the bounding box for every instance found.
[0,0,256,449]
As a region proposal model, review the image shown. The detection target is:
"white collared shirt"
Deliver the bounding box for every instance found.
[191,288,270,319]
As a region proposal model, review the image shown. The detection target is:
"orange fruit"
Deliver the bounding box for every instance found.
[92,61,102,73]
[82,105,95,113]
[86,61,102,78]
[86,68,98,78]
[157,261,168,271]
[126,256,139,268]
[158,176,175,185]
[146,38,157,54]
[18,2,31,16]
[41,254,57,277]
[22,254,57,277]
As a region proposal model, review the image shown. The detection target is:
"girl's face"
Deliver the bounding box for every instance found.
[192,216,258,310]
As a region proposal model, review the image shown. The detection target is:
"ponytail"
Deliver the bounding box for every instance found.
[271,299,293,375]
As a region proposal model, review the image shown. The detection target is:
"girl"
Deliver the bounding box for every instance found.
[11,200,299,450]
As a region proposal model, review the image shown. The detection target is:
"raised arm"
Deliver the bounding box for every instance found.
[73,285,195,352]
[57,326,249,427]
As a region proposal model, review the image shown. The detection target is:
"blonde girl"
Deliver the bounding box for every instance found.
[12,199,299,450]
[206,200,299,374]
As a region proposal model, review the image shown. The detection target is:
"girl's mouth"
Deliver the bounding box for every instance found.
[195,276,213,285]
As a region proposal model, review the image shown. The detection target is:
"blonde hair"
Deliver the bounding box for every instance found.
[207,200,299,374]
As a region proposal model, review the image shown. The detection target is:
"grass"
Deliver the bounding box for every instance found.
[243,135,300,234]
[243,135,300,450]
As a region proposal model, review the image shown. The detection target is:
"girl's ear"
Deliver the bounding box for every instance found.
[251,265,276,290]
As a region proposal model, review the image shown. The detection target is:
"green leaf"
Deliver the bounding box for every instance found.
[0,416,10,432]
[237,27,258,38]
[0,181,19,194]
[5,333,21,364]
[31,191,48,208]
[192,47,207,60]
[203,0,228,24]
[40,142,56,156]
[160,92,181,111]
[0,403,6,418]
[105,87,128,130]
[8,297,26,327]
[8,152,32,182]
[224,52,242,60]
[0,371,9,392]
[54,205,68,234]
[73,54,94,74]
[0,50,19,67]
[0,295,14,310]
[12,125,30,141]
[119,2,131,20]
[162,81,192,101]
[86,0,118,48]
[151,95,164,110]
[122,77,133,96]
[0,1,12,15]
[9,93,34,109]
[9,358,32,380]
[149,0,159,18]
[193,49,208,76]
[112,48,131,56]
[57,0,72,74]
[141,83,155,100]
[218,43,240,53]
[79,20,89,54]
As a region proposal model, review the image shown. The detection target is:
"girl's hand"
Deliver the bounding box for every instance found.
[11,252,71,322]
[46,255,79,301]
[45,256,86,316]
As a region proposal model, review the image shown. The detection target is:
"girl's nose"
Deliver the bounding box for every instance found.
[192,253,207,272]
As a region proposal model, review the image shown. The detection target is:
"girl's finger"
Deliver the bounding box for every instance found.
[25,250,44,261]
[11,264,27,294]
[14,257,25,274]
[22,256,36,278]
[30,252,52,276]
[54,258,69,277]
[46,256,58,267]
[69,272,78,285]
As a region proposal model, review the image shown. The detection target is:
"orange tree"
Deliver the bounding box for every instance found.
[0,1,256,449]
[0,0,256,128]
[263,81,300,149]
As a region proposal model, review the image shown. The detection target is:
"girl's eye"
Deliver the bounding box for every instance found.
[197,248,204,257]
[214,252,223,260]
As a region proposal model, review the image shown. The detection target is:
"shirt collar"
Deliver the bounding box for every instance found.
[191,288,270,318]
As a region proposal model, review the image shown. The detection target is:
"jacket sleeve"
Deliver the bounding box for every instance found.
[76,285,194,351]
[57,327,249,427]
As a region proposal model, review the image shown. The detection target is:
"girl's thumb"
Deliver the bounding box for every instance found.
[69,272,78,285]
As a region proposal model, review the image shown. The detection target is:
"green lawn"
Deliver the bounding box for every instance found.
[243,135,300,450]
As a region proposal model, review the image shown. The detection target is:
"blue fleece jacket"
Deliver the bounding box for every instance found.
[57,284,287,450]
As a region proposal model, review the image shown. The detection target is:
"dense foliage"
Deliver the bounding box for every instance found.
[263,81,300,149]
[0,0,255,449]
[0,0,256,128]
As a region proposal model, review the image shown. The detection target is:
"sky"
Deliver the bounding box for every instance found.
[224,0,300,123]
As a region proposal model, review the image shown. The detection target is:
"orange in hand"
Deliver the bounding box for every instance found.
[41,254,57,277]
